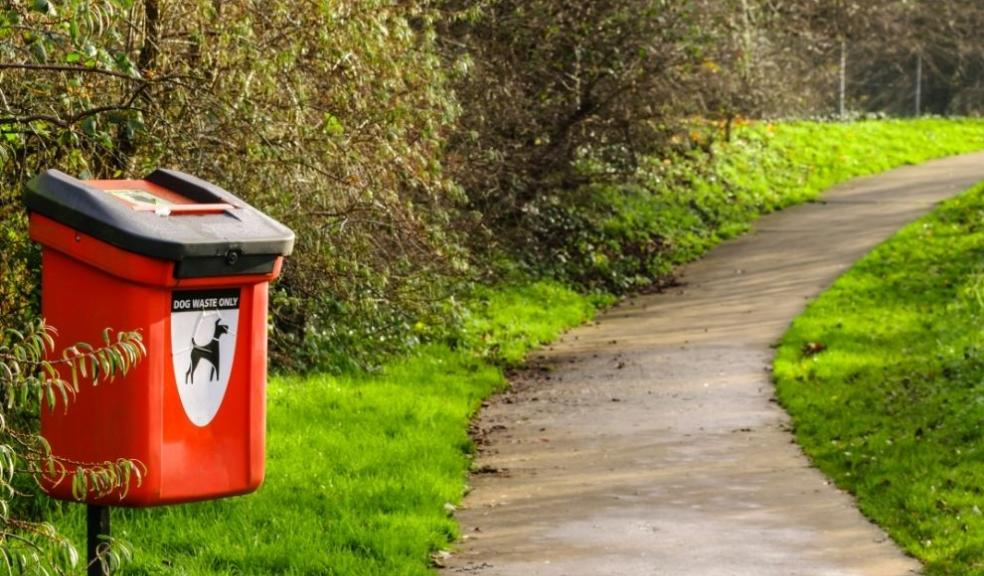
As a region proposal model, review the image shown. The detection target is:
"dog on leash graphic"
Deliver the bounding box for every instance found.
[185,318,229,384]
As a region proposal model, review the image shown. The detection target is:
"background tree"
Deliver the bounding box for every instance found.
[442,1,725,287]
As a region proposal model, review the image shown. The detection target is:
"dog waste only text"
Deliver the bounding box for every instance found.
[172,289,241,312]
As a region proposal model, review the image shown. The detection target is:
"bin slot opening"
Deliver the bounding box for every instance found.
[131,203,234,215]
[105,188,175,207]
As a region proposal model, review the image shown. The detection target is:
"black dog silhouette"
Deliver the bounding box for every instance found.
[185,318,229,384]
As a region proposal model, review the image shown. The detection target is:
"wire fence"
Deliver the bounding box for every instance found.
[822,45,984,118]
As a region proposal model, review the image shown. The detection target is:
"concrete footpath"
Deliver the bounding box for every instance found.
[441,153,984,576]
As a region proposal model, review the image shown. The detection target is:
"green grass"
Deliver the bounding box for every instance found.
[774,182,984,576]
[52,282,598,575]
[678,117,984,244]
[48,119,984,574]
[575,117,984,290]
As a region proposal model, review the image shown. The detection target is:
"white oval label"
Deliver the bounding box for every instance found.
[170,289,240,427]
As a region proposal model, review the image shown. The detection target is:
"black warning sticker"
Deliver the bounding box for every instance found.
[171,289,241,313]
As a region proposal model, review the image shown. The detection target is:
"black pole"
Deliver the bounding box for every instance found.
[87,505,111,576]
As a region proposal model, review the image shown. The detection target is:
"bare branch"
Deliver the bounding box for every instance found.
[0,63,144,82]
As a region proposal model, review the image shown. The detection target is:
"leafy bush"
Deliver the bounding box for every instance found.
[0,320,145,574]
[443,2,724,252]
[0,0,468,372]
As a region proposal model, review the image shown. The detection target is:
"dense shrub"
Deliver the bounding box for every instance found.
[442,2,713,250]
[0,0,468,372]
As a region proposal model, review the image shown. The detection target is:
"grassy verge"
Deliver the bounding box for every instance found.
[774,182,984,576]
[570,117,984,289]
[48,119,984,574]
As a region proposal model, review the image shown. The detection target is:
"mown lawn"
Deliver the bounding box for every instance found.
[775,182,984,576]
[49,119,984,574]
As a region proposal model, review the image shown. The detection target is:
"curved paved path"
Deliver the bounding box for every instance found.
[442,153,984,576]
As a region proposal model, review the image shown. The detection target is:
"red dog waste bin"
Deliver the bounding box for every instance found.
[25,169,294,506]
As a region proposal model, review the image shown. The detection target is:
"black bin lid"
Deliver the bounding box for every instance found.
[25,169,295,278]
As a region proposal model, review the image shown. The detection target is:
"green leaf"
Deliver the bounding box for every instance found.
[68,17,80,41]
[80,116,99,137]
[28,41,46,62]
